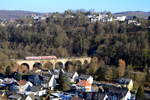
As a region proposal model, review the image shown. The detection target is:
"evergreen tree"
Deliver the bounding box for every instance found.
[104,67,113,81]
[5,66,11,75]
[58,70,70,91]
[97,66,113,81]
[136,86,144,100]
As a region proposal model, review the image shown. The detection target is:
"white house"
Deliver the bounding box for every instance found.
[8,94,22,100]
[36,90,47,96]
[115,16,126,21]
[103,95,108,100]
[71,72,79,83]
[88,13,112,22]
[106,86,132,100]
[128,20,136,24]
[107,17,113,22]
[128,20,141,26]
[25,95,33,100]
[79,75,93,84]
[123,91,132,100]
[87,76,93,84]
[17,81,33,93]
[48,75,57,90]
[25,90,47,97]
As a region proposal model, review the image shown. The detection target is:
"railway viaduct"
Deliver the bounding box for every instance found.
[13,57,92,70]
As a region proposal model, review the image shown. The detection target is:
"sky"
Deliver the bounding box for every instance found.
[0,0,150,13]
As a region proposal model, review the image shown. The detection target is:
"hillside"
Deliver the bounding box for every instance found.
[0,10,43,20]
[114,11,150,19]
[0,10,150,20]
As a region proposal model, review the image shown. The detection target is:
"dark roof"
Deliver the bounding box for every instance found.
[104,86,129,99]
[33,63,42,68]
[41,74,52,83]
[8,94,25,100]
[31,85,43,92]
[78,92,107,100]
[51,69,60,75]
[66,72,74,77]
[25,74,44,86]
[117,78,132,85]
[93,92,106,100]
[79,75,91,80]
[66,72,77,79]
[0,73,5,79]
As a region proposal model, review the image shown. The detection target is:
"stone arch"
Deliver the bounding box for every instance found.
[21,63,30,70]
[19,63,30,73]
[87,58,92,63]
[55,62,64,69]
[84,60,89,65]
[33,62,42,69]
[65,61,74,67]
[74,60,82,66]
[65,61,74,72]
[43,62,53,70]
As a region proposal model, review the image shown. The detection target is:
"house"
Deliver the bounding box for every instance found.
[77,80,92,92]
[78,92,108,100]
[25,96,32,100]
[88,15,97,22]
[96,82,132,100]
[79,75,93,84]
[9,93,35,100]
[51,93,72,100]
[8,94,24,100]
[65,15,74,18]
[127,20,141,26]
[30,14,47,22]
[105,86,131,100]
[71,72,79,83]
[41,73,57,90]
[48,75,57,90]
[117,78,133,91]
[27,74,44,86]
[40,16,47,20]
[40,69,51,74]
[25,86,47,97]
[114,16,126,21]
[52,69,60,79]
[17,80,33,93]
[25,94,34,100]
[128,20,136,24]
[108,89,131,100]
[36,90,47,96]
[66,72,79,83]
[107,17,113,22]
[88,13,112,22]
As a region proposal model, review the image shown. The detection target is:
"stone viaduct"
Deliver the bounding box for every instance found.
[13,57,92,70]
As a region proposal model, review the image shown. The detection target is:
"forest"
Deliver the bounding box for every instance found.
[0,10,150,89]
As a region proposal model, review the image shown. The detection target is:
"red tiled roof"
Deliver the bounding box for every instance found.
[77,80,91,87]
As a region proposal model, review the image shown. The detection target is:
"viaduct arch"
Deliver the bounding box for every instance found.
[13,57,92,70]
